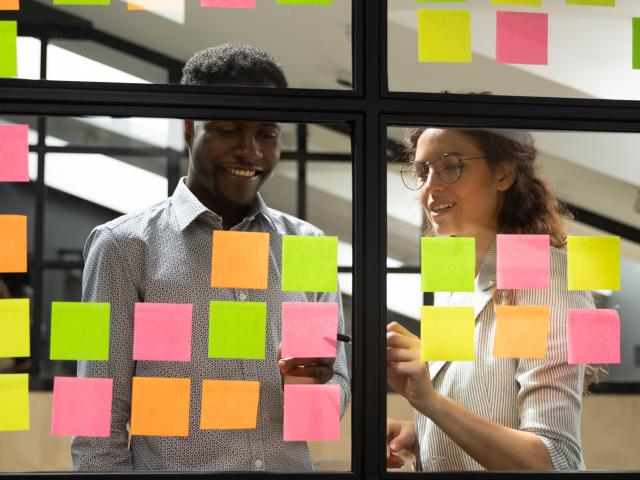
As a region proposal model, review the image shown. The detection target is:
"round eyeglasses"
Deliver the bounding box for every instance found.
[400,153,487,191]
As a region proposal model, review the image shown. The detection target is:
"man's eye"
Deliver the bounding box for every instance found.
[261,132,278,140]
[215,128,236,135]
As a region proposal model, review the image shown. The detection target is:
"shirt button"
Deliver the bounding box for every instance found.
[254,459,264,469]
[239,293,247,301]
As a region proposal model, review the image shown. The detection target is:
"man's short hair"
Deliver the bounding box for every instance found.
[181,43,288,88]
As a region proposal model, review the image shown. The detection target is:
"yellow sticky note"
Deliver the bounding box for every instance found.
[421,306,474,361]
[0,298,30,358]
[567,236,620,291]
[418,9,472,63]
[493,306,549,359]
[0,373,30,431]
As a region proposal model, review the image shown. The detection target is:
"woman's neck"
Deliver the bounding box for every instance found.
[474,230,497,277]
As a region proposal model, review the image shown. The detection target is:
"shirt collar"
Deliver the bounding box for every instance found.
[476,239,497,292]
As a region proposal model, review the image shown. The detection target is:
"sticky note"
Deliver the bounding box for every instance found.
[201,0,256,7]
[209,301,266,359]
[0,0,19,10]
[281,302,338,359]
[282,235,338,293]
[496,11,548,65]
[421,306,474,361]
[633,18,640,70]
[53,0,111,4]
[0,215,27,273]
[0,373,29,431]
[491,0,541,5]
[418,10,471,63]
[0,21,16,78]
[51,377,113,437]
[277,0,331,4]
[417,0,466,2]
[128,0,182,10]
[496,234,550,289]
[50,302,110,360]
[212,231,269,289]
[0,124,29,182]
[0,298,30,358]
[567,236,620,291]
[130,376,190,436]
[133,303,192,362]
[566,0,614,6]
[283,384,340,441]
[493,306,549,359]
[421,237,475,292]
[567,309,620,364]
[200,380,260,430]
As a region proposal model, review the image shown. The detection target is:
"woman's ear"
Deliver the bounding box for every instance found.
[496,161,516,192]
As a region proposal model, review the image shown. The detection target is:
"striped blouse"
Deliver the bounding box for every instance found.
[414,242,594,471]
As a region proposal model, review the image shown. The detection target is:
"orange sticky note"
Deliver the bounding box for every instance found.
[128,0,182,10]
[0,215,27,273]
[200,380,260,430]
[0,0,19,10]
[493,306,550,359]
[130,377,190,437]
[211,231,269,289]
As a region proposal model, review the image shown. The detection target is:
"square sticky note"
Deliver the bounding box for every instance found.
[51,377,113,437]
[496,11,548,65]
[128,0,182,10]
[281,302,338,359]
[201,0,256,7]
[282,235,338,293]
[493,306,549,359]
[567,236,620,291]
[133,303,192,362]
[50,302,110,360]
[0,21,17,77]
[130,377,190,436]
[0,298,30,358]
[277,0,331,4]
[421,306,475,361]
[418,10,471,63]
[0,373,29,431]
[0,215,27,273]
[633,18,640,70]
[53,0,111,4]
[283,384,340,441]
[491,0,541,5]
[0,1,19,11]
[567,309,620,364]
[0,124,29,182]
[200,380,260,430]
[209,301,266,359]
[212,231,269,289]
[566,0,614,6]
[421,237,475,292]
[496,234,550,289]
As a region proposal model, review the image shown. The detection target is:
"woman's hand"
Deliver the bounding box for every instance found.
[387,322,438,413]
[277,346,335,384]
[386,419,416,468]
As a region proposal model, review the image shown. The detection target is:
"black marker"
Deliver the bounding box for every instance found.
[337,333,351,343]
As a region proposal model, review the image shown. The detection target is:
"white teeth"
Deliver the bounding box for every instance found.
[433,203,454,212]
[226,167,256,177]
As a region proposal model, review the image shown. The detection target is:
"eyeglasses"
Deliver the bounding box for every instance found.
[400,153,487,191]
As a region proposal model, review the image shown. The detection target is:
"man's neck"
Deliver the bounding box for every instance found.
[185,178,250,230]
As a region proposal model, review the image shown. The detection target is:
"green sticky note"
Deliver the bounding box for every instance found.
[50,302,110,360]
[53,0,110,4]
[566,0,614,6]
[0,373,29,431]
[209,301,266,359]
[491,0,541,5]
[0,21,17,78]
[418,9,472,63]
[277,0,331,4]
[633,18,640,70]
[0,298,30,358]
[417,1,466,2]
[567,236,620,291]
[421,306,475,361]
[421,237,475,292]
[282,235,338,293]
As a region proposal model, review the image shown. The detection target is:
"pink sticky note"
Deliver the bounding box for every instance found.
[51,377,113,437]
[0,124,29,182]
[496,234,550,289]
[496,11,548,65]
[133,303,192,361]
[201,0,256,7]
[281,302,338,359]
[283,384,340,441]
[567,309,620,364]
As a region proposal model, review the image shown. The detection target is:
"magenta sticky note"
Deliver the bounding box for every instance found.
[283,384,340,441]
[200,0,256,7]
[281,302,338,359]
[51,376,113,437]
[496,234,550,289]
[567,309,620,364]
[0,124,29,182]
[496,11,548,65]
[133,303,192,362]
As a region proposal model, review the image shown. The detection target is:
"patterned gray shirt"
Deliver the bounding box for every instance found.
[71,178,351,472]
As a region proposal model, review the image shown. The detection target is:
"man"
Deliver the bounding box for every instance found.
[71,43,350,471]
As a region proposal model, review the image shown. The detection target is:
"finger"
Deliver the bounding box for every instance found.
[386,331,418,349]
[387,453,405,469]
[387,361,426,379]
[386,347,419,363]
[279,357,335,370]
[387,322,418,340]
[284,365,334,383]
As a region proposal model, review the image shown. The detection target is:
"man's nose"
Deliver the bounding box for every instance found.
[235,133,262,161]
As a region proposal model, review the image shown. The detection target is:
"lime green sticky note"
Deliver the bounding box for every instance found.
[0,21,17,78]
[277,0,331,4]
[421,237,475,292]
[491,0,541,5]
[282,235,338,293]
[417,1,466,2]
[567,236,620,291]
[421,306,475,361]
[633,18,640,70]
[53,0,110,4]
[0,298,30,358]
[418,9,472,63]
[0,373,29,431]
[566,0,614,5]
[209,301,266,359]
[50,302,110,360]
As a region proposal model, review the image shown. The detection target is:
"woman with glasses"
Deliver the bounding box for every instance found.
[386,128,596,471]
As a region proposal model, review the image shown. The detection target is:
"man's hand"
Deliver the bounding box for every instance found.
[386,419,416,468]
[277,346,335,384]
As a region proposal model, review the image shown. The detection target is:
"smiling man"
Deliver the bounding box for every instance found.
[71,44,350,472]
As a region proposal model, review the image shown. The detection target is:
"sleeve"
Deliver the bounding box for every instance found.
[71,226,140,471]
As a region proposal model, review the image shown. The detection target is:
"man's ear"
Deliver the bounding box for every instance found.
[496,161,516,192]
[184,120,193,148]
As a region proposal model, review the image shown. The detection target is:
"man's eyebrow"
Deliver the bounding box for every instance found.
[259,122,280,129]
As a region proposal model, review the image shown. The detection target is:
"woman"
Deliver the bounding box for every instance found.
[386,127,596,471]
